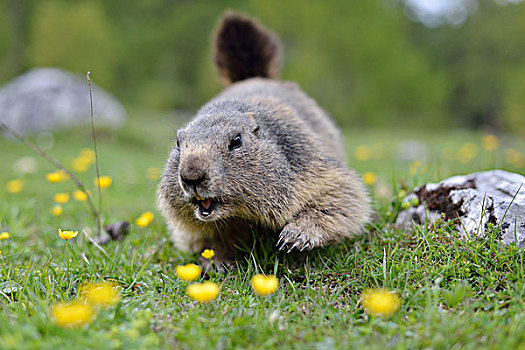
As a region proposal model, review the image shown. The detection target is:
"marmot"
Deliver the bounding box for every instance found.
[157,11,371,266]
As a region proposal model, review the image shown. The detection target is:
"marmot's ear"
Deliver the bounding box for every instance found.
[245,112,260,137]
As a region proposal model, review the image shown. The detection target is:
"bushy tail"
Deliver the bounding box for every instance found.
[213,11,282,86]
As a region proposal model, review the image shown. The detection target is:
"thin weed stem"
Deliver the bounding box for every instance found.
[66,241,70,286]
[87,72,102,236]
[0,122,100,222]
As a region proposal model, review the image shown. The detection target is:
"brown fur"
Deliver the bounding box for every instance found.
[157,12,371,267]
[213,11,282,85]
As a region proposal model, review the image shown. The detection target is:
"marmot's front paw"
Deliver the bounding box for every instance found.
[277,222,323,253]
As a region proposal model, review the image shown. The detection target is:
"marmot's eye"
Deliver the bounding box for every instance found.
[229,134,242,150]
[176,138,180,148]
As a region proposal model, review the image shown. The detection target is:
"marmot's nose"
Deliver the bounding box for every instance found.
[181,173,205,188]
[180,156,207,188]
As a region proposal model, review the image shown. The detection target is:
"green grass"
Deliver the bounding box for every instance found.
[1,110,524,349]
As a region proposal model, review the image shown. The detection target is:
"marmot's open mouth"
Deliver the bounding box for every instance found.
[196,198,215,217]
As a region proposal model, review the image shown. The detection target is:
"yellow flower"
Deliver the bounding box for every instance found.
[175,263,202,281]
[54,193,70,204]
[251,274,279,296]
[457,143,478,164]
[481,135,499,151]
[0,232,10,240]
[46,171,70,183]
[354,145,372,162]
[50,301,94,328]
[80,148,96,163]
[46,172,62,183]
[51,205,63,216]
[201,249,215,260]
[95,176,112,189]
[80,281,121,308]
[135,216,150,227]
[73,190,89,202]
[186,281,219,303]
[135,211,154,227]
[58,170,70,181]
[146,167,161,181]
[505,148,525,168]
[362,172,377,186]
[71,157,90,173]
[362,288,401,317]
[58,229,78,240]
[6,179,23,193]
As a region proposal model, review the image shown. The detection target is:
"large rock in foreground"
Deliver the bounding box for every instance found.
[0,68,126,135]
[396,170,525,247]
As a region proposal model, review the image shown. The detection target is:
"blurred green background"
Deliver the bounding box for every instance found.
[1,0,525,133]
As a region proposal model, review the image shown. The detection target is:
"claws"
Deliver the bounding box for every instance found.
[278,226,317,253]
[287,242,298,253]
[278,238,289,251]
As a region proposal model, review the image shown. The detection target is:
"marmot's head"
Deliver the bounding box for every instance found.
[163,100,277,223]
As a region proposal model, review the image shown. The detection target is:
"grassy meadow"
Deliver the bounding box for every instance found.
[1,110,524,349]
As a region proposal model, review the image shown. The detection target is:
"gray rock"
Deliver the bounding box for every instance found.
[396,170,525,247]
[0,67,126,135]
